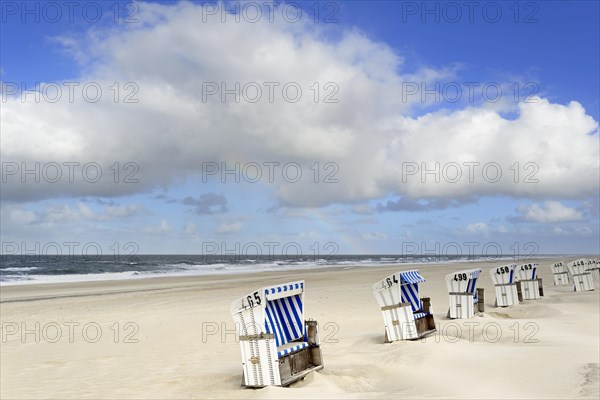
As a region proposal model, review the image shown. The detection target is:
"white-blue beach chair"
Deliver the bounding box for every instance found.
[489,264,521,307]
[551,261,570,286]
[515,263,543,300]
[230,280,323,387]
[568,259,595,292]
[372,270,436,342]
[445,268,484,318]
[584,259,600,279]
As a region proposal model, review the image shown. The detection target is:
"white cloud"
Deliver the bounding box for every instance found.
[40,204,81,223]
[465,222,489,234]
[0,2,598,209]
[104,204,145,219]
[144,219,173,234]
[496,225,509,233]
[552,226,592,236]
[515,201,583,223]
[7,208,37,225]
[216,222,243,234]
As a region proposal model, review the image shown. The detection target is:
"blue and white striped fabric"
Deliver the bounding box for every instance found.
[266,281,303,294]
[466,270,481,302]
[398,270,426,312]
[277,342,308,358]
[467,274,479,303]
[401,283,421,312]
[264,283,304,347]
[400,270,426,284]
[467,277,479,294]
[413,312,427,320]
[468,269,482,280]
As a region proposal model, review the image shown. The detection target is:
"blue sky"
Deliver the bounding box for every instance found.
[1,1,599,256]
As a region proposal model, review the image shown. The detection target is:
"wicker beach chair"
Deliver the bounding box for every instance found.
[551,261,570,286]
[230,280,323,387]
[568,259,595,292]
[584,259,600,278]
[372,270,436,342]
[515,263,543,300]
[445,268,484,318]
[489,264,521,307]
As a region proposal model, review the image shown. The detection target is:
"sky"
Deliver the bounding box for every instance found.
[1,0,599,257]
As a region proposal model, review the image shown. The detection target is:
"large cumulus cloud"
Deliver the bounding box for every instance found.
[1,1,598,208]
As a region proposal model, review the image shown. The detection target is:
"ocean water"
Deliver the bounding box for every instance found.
[0,254,563,286]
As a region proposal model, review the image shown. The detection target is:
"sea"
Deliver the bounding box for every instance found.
[0,254,572,286]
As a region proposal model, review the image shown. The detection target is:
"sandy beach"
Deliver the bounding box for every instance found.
[1,259,599,399]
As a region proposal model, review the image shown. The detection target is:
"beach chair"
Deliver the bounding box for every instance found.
[372,270,436,342]
[489,264,521,307]
[584,259,600,278]
[230,280,323,387]
[551,261,569,286]
[445,268,484,318]
[567,259,595,292]
[515,263,543,300]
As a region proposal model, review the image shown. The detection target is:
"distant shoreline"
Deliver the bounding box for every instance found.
[3,253,596,287]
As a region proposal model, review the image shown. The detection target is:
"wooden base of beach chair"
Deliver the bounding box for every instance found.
[417,298,436,336]
[279,346,324,387]
[477,288,485,312]
[415,314,436,338]
[516,282,524,302]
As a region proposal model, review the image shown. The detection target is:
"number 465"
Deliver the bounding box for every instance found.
[243,291,262,308]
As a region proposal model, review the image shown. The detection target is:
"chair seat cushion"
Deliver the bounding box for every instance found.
[413,312,427,319]
[277,341,308,358]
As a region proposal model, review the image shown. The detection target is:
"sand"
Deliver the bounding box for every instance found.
[1,259,599,399]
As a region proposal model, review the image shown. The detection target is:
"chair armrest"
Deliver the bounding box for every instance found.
[420,297,431,313]
[305,319,319,346]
